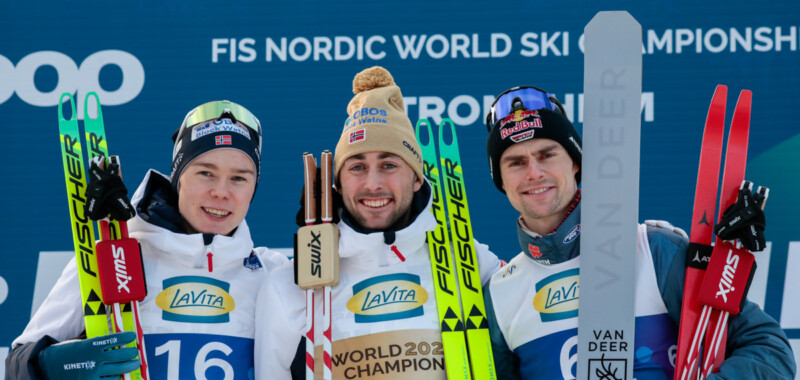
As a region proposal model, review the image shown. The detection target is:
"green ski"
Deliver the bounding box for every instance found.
[416,118,496,380]
[60,92,148,380]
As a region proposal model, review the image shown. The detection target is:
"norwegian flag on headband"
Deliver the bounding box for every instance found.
[215,135,232,145]
[349,129,365,144]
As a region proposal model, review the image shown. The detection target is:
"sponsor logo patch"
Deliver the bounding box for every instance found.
[500,109,540,128]
[563,224,581,244]
[510,130,535,143]
[243,250,263,271]
[191,119,250,141]
[349,129,365,144]
[347,107,389,127]
[502,264,517,278]
[533,268,579,322]
[499,109,543,143]
[347,273,428,323]
[155,276,235,323]
[528,244,542,258]
[403,140,422,163]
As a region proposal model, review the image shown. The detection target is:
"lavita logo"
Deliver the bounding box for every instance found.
[533,268,580,322]
[346,273,428,323]
[155,276,235,323]
[0,50,144,118]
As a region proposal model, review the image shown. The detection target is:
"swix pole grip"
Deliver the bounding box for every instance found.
[697,244,756,315]
[96,238,147,305]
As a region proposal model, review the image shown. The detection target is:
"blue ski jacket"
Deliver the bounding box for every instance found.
[484,201,795,380]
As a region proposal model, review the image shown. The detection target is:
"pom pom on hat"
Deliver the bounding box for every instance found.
[334,66,424,183]
[352,66,395,94]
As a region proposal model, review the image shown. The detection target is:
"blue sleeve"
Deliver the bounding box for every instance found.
[647,226,796,379]
[4,335,57,380]
[483,280,522,380]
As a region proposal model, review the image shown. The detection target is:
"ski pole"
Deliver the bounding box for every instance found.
[92,156,150,380]
[320,151,334,380]
[296,151,340,380]
[302,153,318,380]
[700,184,768,378]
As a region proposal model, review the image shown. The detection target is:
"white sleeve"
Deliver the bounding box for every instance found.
[253,246,290,272]
[474,239,502,286]
[12,257,85,347]
[254,260,306,380]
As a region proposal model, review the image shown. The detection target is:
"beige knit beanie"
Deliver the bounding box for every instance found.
[334,66,424,182]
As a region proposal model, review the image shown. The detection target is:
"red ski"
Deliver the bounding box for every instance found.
[675,87,753,380]
[695,89,753,377]
[675,85,727,380]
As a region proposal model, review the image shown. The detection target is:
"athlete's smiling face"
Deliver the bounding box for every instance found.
[178,149,256,235]
[500,138,578,235]
[338,151,422,230]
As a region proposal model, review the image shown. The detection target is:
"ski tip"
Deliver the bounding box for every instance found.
[84,91,103,121]
[586,11,641,31]
[737,89,753,103]
[712,85,728,101]
[437,118,458,147]
[58,92,77,122]
[414,118,433,147]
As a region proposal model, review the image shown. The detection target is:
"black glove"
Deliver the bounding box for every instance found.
[295,167,342,227]
[714,181,768,252]
[85,156,136,221]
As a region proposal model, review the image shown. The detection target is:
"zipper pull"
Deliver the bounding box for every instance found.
[390,245,406,262]
[207,252,214,272]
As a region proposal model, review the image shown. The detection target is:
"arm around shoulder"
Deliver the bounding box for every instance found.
[474,239,502,286]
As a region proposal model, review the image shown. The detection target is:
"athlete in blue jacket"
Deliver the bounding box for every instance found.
[481,86,795,379]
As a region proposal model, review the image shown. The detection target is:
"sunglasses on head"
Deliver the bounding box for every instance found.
[485,86,564,132]
[177,100,262,153]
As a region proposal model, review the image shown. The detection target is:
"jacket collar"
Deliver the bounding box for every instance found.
[517,200,582,265]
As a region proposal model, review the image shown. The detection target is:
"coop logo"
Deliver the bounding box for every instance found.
[346,273,428,323]
[155,276,235,323]
[533,268,579,322]
[0,50,144,119]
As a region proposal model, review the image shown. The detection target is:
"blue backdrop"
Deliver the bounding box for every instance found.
[1,0,798,375]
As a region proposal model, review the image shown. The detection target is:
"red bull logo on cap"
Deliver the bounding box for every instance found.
[501,118,542,140]
[500,109,539,128]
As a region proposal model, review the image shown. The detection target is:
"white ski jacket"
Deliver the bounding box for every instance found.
[255,182,501,380]
[10,170,287,380]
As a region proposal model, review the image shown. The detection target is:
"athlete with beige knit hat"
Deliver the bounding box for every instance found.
[255,67,501,379]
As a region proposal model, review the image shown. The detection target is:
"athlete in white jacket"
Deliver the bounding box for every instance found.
[255,67,501,379]
[7,101,288,380]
